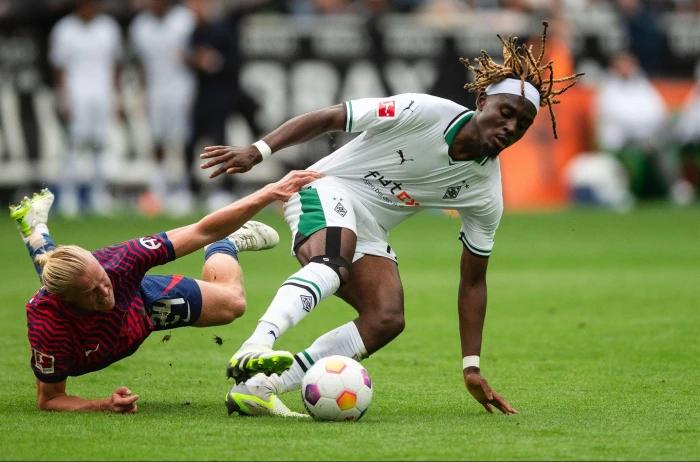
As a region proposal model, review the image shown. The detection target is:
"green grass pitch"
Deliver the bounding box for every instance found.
[1,206,699,460]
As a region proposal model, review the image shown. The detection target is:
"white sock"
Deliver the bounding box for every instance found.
[243,262,340,348]
[269,321,368,394]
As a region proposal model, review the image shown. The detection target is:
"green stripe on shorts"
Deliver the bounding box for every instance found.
[298,187,327,238]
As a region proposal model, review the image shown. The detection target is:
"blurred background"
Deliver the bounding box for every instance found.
[0,0,698,217]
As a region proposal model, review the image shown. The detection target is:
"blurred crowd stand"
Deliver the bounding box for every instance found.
[0,0,698,216]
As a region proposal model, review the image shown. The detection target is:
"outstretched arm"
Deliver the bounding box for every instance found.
[166,170,321,258]
[200,104,346,178]
[458,248,517,415]
[37,379,139,413]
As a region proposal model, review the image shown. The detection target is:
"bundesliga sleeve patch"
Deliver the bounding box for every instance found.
[33,349,55,374]
[377,100,396,118]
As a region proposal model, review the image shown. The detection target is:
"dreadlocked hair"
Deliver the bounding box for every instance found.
[459,21,584,139]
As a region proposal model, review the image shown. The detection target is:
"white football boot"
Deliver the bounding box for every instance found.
[225,373,308,418]
[228,221,279,251]
[9,188,55,238]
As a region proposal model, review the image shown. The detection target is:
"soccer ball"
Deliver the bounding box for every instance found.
[301,355,373,421]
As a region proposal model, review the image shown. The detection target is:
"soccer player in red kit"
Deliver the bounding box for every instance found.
[10,170,319,413]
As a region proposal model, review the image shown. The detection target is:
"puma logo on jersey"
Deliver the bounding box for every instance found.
[396,150,414,165]
[400,100,416,115]
[85,344,100,357]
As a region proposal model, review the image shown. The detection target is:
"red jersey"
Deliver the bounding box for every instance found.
[26,233,175,383]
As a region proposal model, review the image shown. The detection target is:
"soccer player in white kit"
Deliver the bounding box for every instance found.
[49,0,122,216]
[201,24,583,416]
[129,0,196,213]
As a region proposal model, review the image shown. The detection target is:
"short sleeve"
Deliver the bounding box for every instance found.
[128,17,144,55]
[457,199,503,257]
[106,17,124,61]
[49,22,69,68]
[345,94,422,134]
[27,299,72,383]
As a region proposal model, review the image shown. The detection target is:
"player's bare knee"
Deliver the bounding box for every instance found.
[369,303,405,338]
[380,312,405,337]
[221,290,246,322]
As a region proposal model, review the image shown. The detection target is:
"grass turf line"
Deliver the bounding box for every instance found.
[0,206,698,460]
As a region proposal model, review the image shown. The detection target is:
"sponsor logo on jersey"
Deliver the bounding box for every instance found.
[377,100,395,118]
[33,349,55,374]
[363,170,420,206]
[139,236,162,250]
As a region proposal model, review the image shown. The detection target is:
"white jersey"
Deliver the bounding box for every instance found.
[49,14,122,99]
[129,6,195,95]
[309,93,503,256]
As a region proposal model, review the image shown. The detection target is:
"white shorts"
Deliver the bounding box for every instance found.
[148,86,193,144]
[284,176,398,263]
[69,92,113,143]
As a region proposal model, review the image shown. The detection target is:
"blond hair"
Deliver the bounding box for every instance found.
[35,245,92,296]
[459,21,584,138]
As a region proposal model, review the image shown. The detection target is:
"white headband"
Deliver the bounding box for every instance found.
[485,78,540,112]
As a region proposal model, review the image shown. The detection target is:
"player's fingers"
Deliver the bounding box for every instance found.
[481,401,494,414]
[114,386,130,395]
[482,383,494,402]
[208,166,228,179]
[115,393,139,406]
[200,154,231,168]
[226,166,247,175]
[200,148,229,159]
[491,393,517,415]
[293,172,322,185]
[204,145,227,151]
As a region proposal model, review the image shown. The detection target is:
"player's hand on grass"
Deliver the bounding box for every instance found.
[200,145,261,178]
[107,386,139,413]
[464,369,517,415]
[264,170,323,202]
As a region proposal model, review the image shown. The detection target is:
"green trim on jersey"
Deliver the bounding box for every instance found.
[444,111,474,146]
[298,187,327,238]
[345,101,353,132]
[444,111,489,165]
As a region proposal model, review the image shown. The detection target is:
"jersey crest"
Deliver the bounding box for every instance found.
[139,236,162,250]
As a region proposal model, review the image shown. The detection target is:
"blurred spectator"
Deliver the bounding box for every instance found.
[130,0,196,215]
[49,0,122,216]
[596,51,670,199]
[672,64,700,204]
[616,0,669,75]
[185,0,262,210]
[566,151,634,211]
